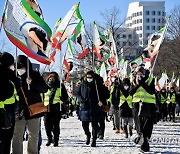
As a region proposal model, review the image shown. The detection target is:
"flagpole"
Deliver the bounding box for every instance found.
[15,47,18,77]
[59,43,68,111]
[0,0,8,34]
[27,58,30,90]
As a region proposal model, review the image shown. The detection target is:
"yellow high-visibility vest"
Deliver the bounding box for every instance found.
[119,94,133,108]
[44,88,63,106]
[132,77,156,104]
[160,94,167,104]
[108,86,114,103]
[167,93,176,104]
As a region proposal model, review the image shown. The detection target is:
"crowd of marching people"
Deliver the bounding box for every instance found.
[0,52,180,154]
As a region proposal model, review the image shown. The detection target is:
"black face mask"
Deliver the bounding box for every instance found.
[48,80,56,87]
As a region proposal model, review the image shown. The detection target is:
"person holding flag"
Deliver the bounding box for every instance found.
[129,67,156,152]
[76,71,109,147]
[44,72,68,147]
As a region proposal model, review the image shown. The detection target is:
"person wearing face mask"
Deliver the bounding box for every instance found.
[129,67,156,153]
[12,55,48,154]
[159,87,168,121]
[119,78,133,138]
[167,87,176,122]
[110,77,124,134]
[0,52,19,154]
[44,72,68,147]
[76,71,109,147]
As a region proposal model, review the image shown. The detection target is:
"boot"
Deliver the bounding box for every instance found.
[54,141,58,147]
[91,139,96,147]
[129,125,133,137]
[86,135,91,145]
[46,137,53,146]
[124,125,128,138]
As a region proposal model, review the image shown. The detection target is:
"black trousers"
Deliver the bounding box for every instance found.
[167,103,176,121]
[133,102,155,139]
[0,120,15,154]
[44,112,61,142]
[82,121,98,140]
[98,120,105,137]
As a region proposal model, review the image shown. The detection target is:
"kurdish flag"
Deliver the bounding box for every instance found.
[3,0,52,64]
[93,22,108,60]
[143,17,170,62]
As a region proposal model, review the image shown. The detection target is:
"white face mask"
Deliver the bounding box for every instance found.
[124,86,129,90]
[9,65,15,71]
[87,78,93,83]
[17,69,26,76]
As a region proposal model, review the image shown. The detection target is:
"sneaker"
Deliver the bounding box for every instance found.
[54,141,58,147]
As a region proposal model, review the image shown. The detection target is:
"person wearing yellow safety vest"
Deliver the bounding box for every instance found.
[110,77,124,134]
[44,72,68,147]
[119,78,133,138]
[167,87,176,122]
[0,52,19,154]
[159,88,168,121]
[129,67,156,153]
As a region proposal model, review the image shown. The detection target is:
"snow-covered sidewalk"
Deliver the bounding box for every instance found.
[24,115,180,154]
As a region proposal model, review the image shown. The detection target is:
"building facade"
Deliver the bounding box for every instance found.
[125,1,165,47]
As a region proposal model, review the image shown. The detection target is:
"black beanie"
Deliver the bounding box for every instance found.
[0,52,14,68]
[17,55,31,69]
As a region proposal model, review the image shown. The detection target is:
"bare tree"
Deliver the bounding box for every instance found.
[154,5,180,78]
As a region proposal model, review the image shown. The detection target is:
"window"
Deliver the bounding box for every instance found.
[158,11,161,16]
[162,18,166,23]
[146,26,150,30]
[146,18,150,23]
[139,33,142,38]
[152,18,156,23]
[128,34,132,39]
[134,13,137,17]
[140,26,142,30]
[157,26,161,30]
[135,20,137,24]
[122,34,126,39]
[152,11,156,15]
[146,33,150,37]
[146,11,150,15]
[137,27,139,31]
[140,11,142,16]
[140,19,142,23]
[117,41,120,46]
[139,40,143,45]
[137,12,139,16]
[162,12,165,16]
[123,42,127,46]
[157,18,161,23]
[152,26,156,30]
[117,34,120,39]
[137,19,139,24]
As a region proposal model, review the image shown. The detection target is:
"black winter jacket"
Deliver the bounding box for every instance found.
[18,71,48,120]
[76,81,109,122]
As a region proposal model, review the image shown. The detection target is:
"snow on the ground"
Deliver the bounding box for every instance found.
[23,115,180,154]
